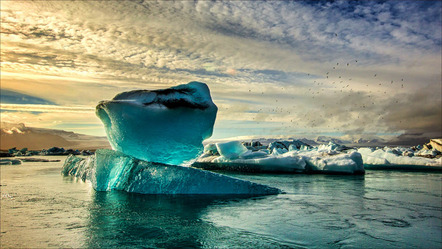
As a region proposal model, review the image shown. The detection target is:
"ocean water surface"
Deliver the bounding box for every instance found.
[1,156,441,248]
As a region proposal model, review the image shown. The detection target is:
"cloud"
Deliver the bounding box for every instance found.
[0,104,94,113]
[0,89,56,105]
[0,1,440,143]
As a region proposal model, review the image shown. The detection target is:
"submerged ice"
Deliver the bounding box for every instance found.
[62,149,281,195]
[96,81,217,165]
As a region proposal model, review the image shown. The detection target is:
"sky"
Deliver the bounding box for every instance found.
[1,0,441,144]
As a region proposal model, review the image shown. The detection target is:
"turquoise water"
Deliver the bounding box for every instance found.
[1,157,441,248]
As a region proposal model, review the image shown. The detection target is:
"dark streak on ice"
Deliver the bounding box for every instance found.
[113,88,209,110]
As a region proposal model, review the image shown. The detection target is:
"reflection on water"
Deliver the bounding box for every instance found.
[1,159,441,248]
[85,192,274,248]
[200,174,370,248]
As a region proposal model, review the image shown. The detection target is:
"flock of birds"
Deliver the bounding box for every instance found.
[241,59,407,133]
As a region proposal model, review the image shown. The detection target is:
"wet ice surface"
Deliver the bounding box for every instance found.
[1,157,441,248]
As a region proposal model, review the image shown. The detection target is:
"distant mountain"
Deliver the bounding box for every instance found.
[297,138,319,146]
[315,136,348,145]
[0,122,110,150]
[314,136,390,147]
[351,137,385,145]
[206,135,388,147]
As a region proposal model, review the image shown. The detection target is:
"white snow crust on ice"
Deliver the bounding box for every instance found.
[195,141,365,174]
[358,147,442,167]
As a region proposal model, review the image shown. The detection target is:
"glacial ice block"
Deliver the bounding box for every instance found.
[358,147,442,169]
[305,152,364,174]
[216,141,248,159]
[62,149,281,195]
[96,82,217,165]
[194,141,365,174]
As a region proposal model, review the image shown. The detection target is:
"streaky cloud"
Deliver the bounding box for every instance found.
[0,89,56,105]
[0,104,95,113]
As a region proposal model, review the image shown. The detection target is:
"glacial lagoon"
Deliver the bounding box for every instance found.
[1,157,441,248]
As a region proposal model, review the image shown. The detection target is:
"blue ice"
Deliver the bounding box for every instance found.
[96,82,217,165]
[216,141,248,159]
[62,149,281,195]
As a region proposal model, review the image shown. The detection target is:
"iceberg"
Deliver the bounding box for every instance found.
[96,82,217,165]
[203,143,219,155]
[62,149,281,195]
[424,138,442,152]
[216,141,248,159]
[317,142,350,153]
[62,154,94,181]
[304,151,364,174]
[194,141,365,174]
[268,140,312,151]
[63,81,282,195]
[358,146,442,170]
